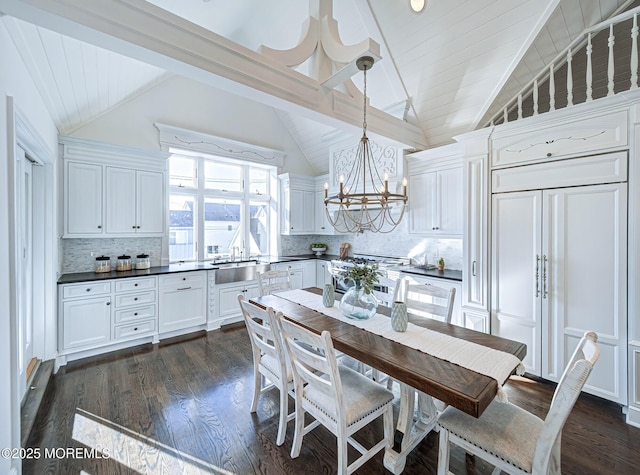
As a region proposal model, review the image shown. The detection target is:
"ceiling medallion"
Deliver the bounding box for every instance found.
[324,56,408,234]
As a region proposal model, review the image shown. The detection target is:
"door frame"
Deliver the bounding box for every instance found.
[7,97,57,471]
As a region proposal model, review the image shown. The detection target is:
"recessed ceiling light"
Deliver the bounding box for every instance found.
[410,0,426,13]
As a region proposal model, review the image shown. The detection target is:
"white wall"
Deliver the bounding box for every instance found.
[0,18,58,475]
[71,75,316,175]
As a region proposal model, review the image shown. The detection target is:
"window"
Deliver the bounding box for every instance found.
[168,154,274,262]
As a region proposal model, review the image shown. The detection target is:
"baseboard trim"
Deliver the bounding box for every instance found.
[21,360,54,446]
[626,405,640,428]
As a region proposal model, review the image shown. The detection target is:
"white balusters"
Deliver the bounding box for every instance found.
[549,64,555,111]
[533,78,538,115]
[503,107,508,124]
[632,13,638,89]
[566,48,573,106]
[517,94,522,119]
[607,24,615,96]
[586,32,593,101]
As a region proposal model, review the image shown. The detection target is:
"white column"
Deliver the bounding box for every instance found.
[607,24,615,96]
[586,33,593,101]
[566,48,574,106]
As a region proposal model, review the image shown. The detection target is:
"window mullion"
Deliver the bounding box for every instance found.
[197,157,205,261]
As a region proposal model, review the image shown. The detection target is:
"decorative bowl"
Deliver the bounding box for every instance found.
[311,246,327,256]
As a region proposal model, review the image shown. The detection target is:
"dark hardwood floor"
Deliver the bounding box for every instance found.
[25,325,640,474]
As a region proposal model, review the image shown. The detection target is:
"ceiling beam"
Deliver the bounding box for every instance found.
[0,0,428,150]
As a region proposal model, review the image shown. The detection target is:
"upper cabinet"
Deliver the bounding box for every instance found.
[61,136,169,238]
[406,144,463,237]
[279,174,316,235]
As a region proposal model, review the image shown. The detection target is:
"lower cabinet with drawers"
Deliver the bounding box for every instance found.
[58,276,159,365]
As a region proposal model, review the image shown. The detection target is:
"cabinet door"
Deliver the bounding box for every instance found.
[62,297,111,350]
[436,167,463,235]
[316,261,332,287]
[409,172,436,233]
[289,189,303,233]
[302,190,316,233]
[159,286,206,333]
[315,190,333,234]
[542,184,627,402]
[137,170,165,234]
[301,260,316,288]
[105,167,137,234]
[491,190,542,376]
[217,283,245,320]
[463,156,487,310]
[66,161,103,235]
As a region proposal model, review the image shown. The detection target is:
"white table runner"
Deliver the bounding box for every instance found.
[274,289,525,402]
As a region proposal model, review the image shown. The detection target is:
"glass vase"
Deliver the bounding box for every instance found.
[339,284,378,320]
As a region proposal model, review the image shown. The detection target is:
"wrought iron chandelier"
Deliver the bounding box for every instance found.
[324,56,408,234]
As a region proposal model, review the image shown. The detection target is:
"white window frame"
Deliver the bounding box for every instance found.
[168,153,275,262]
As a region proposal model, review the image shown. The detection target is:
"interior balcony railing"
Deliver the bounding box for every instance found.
[485,5,640,127]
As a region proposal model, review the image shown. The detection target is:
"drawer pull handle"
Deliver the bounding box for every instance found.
[177,287,191,291]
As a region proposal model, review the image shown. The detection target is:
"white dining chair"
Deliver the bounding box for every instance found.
[436,331,600,475]
[257,269,292,296]
[399,278,456,324]
[238,294,293,446]
[393,278,457,435]
[276,311,394,475]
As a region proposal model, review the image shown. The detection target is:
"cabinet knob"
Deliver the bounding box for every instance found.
[134,327,138,331]
[137,226,141,229]
[134,312,138,316]
[134,283,138,287]
[134,297,138,301]
[132,225,136,229]
[183,277,186,281]
[97,225,102,229]
[546,152,552,157]
[86,288,91,292]
[106,301,111,306]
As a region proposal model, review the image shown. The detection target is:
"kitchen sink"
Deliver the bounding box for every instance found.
[214,261,270,284]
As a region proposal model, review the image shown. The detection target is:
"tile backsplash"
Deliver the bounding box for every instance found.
[62,237,163,273]
[281,224,462,270]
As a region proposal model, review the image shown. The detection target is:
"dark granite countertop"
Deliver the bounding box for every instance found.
[393,266,462,282]
[58,254,462,284]
[57,254,339,284]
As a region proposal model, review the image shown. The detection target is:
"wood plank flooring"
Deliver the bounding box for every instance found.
[25,325,640,474]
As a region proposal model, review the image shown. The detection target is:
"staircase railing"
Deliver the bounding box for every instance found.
[485,5,640,127]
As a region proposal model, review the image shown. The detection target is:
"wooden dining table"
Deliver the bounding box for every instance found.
[251,288,526,474]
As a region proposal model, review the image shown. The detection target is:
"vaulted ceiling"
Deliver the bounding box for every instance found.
[0,0,634,174]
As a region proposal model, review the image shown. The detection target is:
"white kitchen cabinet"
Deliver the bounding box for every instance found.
[405,144,464,239]
[491,183,627,403]
[62,295,112,350]
[112,276,157,341]
[400,274,462,327]
[215,280,260,325]
[159,272,207,334]
[60,136,169,238]
[301,260,316,288]
[462,155,488,311]
[106,167,164,235]
[59,281,112,351]
[316,260,332,287]
[279,173,316,235]
[65,161,103,235]
[408,167,463,237]
[273,261,304,289]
